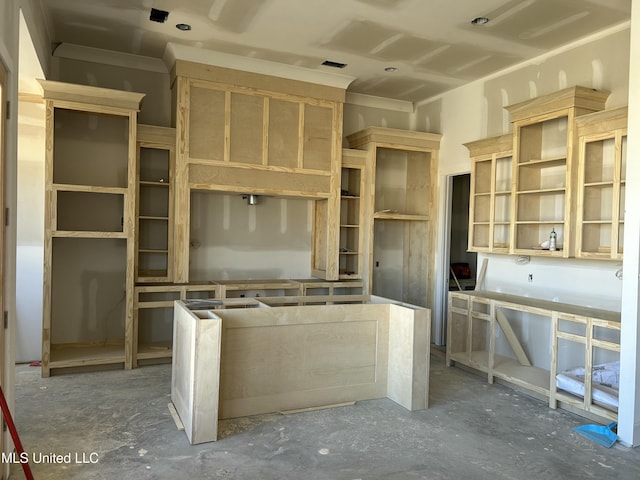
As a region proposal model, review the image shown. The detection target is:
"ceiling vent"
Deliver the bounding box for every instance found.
[150,8,169,23]
[322,60,348,69]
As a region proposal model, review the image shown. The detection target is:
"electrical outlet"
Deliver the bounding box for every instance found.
[528,274,533,283]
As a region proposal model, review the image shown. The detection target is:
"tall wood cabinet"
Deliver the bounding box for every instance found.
[575,107,627,260]
[465,134,513,253]
[506,86,609,257]
[347,127,441,307]
[136,125,176,282]
[39,80,144,376]
[338,149,367,279]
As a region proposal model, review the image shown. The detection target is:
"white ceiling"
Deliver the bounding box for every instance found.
[39,0,631,103]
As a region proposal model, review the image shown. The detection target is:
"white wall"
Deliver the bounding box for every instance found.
[189,192,314,281]
[418,26,631,341]
[0,0,20,471]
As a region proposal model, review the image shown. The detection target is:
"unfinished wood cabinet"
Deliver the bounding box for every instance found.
[133,283,220,367]
[506,86,609,257]
[39,80,144,376]
[172,61,345,282]
[338,149,367,279]
[136,125,176,282]
[575,107,627,259]
[347,127,441,307]
[448,290,620,422]
[133,279,365,366]
[464,134,513,253]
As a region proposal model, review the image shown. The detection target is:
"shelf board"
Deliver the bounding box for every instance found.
[373,211,429,221]
[468,350,490,373]
[341,195,360,199]
[492,354,550,396]
[139,215,169,221]
[340,224,359,228]
[495,191,511,196]
[53,183,128,194]
[515,220,564,225]
[581,220,611,224]
[139,248,169,254]
[137,342,172,360]
[516,187,565,195]
[140,180,170,187]
[584,181,614,188]
[339,251,358,255]
[52,230,127,239]
[518,156,566,166]
[50,343,125,368]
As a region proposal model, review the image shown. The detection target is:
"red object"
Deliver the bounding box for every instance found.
[0,386,34,479]
[450,262,472,279]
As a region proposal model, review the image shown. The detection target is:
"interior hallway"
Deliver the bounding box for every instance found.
[9,355,640,480]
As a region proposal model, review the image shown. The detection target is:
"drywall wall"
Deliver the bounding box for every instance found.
[51,48,171,126]
[417,25,631,342]
[16,99,44,362]
[189,192,314,281]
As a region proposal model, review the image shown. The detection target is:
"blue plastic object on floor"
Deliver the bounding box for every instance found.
[574,421,617,448]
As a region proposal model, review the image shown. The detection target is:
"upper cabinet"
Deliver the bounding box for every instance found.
[506,86,609,257]
[173,60,343,197]
[465,134,513,253]
[575,107,627,260]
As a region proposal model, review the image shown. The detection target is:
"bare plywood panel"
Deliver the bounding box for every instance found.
[302,104,333,171]
[171,306,222,445]
[229,92,264,165]
[172,300,429,444]
[188,86,226,161]
[268,98,300,168]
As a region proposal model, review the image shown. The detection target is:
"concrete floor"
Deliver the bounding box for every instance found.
[9,355,640,480]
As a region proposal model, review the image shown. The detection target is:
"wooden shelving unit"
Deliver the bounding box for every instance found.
[506,86,609,257]
[465,134,513,253]
[133,279,365,366]
[339,149,367,279]
[575,107,627,259]
[39,80,144,376]
[448,290,620,422]
[347,127,441,308]
[136,125,176,282]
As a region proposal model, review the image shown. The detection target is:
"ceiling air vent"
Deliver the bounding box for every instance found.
[150,8,169,23]
[322,60,348,69]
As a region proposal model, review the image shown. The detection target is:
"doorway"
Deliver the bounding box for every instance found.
[437,173,475,346]
[0,58,7,463]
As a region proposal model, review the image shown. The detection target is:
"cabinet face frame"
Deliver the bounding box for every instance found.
[505,86,609,258]
[465,134,513,253]
[510,110,574,257]
[172,66,345,282]
[448,290,620,423]
[338,149,368,279]
[39,80,144,376]
[346,127,441,308]
[136,129,176,282]
[574,107,627,260]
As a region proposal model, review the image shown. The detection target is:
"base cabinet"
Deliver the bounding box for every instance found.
[447,290,620,422]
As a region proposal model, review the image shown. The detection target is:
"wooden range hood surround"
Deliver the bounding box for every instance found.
[168,48,355,282]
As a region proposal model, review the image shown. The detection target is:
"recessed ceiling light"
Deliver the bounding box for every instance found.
[384,66,398,73]
[176,23,192,31]
[471,17,490,25]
